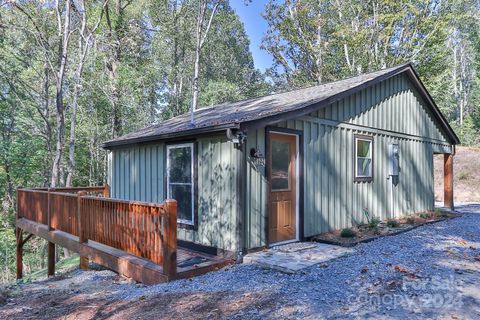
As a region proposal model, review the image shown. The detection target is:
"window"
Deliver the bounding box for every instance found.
[166,143,195,225]
[271,140,291,190]
[354,135,373,182]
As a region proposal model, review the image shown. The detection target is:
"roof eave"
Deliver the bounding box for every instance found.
[102,122,240,149]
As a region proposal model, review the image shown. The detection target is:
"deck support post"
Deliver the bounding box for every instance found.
[163,200,177,279]
[48,241,55,276]
[16,228,23,279]
[444,153,454,210]
[77,191,89,270]
[46,187,56,276]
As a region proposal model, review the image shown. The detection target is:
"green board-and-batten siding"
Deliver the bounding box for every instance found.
[244,73,451,249]
[108,136,238,251]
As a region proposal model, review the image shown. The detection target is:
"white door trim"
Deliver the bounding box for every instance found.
[268,130,300,246]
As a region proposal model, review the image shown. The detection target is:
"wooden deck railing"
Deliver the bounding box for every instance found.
[16,186,177,277]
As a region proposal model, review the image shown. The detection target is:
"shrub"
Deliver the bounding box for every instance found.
[406,216,415,225]
[340,228,356,238]
[419,212,431,219]
[386,219,400,228]
[434,208,450,218]
[368,217,381,231]
[458,171,469,180]
[362,208,382,232]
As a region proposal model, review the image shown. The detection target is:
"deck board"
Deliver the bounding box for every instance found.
[16,218,232,284]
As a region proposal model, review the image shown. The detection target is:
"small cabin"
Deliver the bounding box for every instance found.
[103,63,459,259]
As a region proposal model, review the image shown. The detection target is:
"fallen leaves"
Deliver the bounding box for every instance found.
[393,265,408,273]
[392,265,418,279]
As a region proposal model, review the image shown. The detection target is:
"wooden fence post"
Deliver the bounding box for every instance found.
[77,191,89,270]
[163,200,177,279]
[103,183,110,198]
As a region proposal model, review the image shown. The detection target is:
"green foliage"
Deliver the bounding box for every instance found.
[419,212,432,219]
[451,116,480,146]
[363,208,380,231]
[262,0,480,146]
[368,217,381,231]
[386,220,400,228]
[340,228,356,238]
[0,0,269,284]
[458,171,469,180]
[406,216,416,225]
[1,0,480,284]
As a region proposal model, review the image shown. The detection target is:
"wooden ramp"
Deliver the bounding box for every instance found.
[17,218,231,284]
[15,186,232,284]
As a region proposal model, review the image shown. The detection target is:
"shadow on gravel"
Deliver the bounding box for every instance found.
[92,291,289,320]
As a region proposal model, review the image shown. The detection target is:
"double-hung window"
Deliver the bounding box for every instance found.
[166,143,195,225]
[354,135,373,182]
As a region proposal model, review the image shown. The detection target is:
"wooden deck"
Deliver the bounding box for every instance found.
[16,186,232,284]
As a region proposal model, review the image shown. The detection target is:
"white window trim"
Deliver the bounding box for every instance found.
[355,137,373,179]
[166,143,195,225]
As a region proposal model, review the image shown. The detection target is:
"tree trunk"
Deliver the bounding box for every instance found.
[106,0,124,138]
[51,0,72,188]
[42,55,52,187]
[67,0,89,187]
[51,81,66,188]
[191,0,221,113]
[191,1,206,113]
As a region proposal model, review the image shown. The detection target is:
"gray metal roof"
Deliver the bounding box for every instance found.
[103,63,459,148]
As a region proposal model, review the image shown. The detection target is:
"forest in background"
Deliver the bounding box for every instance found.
[0,0,479,283]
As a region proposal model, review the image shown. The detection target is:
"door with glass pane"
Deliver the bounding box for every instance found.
[268,132,297,244]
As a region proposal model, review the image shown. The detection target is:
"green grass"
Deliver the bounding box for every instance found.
[21,255,80,283]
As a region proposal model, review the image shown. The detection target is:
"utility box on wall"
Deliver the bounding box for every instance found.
[388,144,399,176]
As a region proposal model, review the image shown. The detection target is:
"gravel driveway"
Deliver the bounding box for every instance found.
[2,204,480,319]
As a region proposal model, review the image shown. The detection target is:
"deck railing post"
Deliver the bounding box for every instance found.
[77,191,89,270]
[103,183,110,198]
[16,187,21,220]
[47,188,53,231]
[163,200,177,279]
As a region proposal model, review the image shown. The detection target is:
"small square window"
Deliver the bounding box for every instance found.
[354,135,373,182]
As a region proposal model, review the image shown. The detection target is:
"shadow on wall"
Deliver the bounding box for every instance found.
[197,140,236,251]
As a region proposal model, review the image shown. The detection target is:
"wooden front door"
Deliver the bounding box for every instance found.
[268,132,297,245]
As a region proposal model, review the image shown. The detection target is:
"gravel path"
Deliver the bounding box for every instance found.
[2,204,480,319]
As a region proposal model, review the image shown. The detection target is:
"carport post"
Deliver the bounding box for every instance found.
[444,152,454,210]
